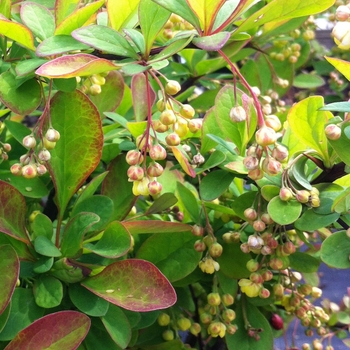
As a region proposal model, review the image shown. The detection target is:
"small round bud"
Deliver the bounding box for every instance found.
[222,293,234,306]
[45,128,60,142]
[255,126,277,146]
[157,313,170,326]
[250,272,263,284]
[259,288,271,299]
[136,135,152,151]
[273,283,284,298]
[194,240,206,252]
[148,180,163,196]
[209,242,223,258]
[180,104,195,119]
[325,124,341,140]
[147,162,164,177]
[152,120,169,133]
[192,225,204,237]
[282,241,296,255]
[244,208,257,221]
[296,190,310,203]
[193,153,205,165]
[243,156,259,170]
[265,115,281,131]
[248,168,264,180]
[270,314,284,330]
[162,329,174,341]
[279,187,293,201]
[271,144,289,162]
[261,213,274,225]
[165,132,181,146]
[336,5,350,21]
[174,119,189,137]
[126,150,143,165]
[222,309,236,322]
[91,74,106,86]
[207,292,221,306]
[149,144,167,160]
[188,119,202,133]
[38,149,51,162]
[89,84,102,95]
[262,157,282,176]
[23,135,36,149]
[311,286,322,298]
[189,323,201,335]
[22,164,37,179]
[160,109,176,126]
[36,164,47,176]
[43,138,56,150]
[229,106,246,122]
[165,80,181,95]
[252,219,266,232]
[177,317,191,331]
[127,165,144,181]
[246,259,259,272]
[3,143,11,152]
[10,163,23,176]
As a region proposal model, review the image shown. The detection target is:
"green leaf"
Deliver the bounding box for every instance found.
[217,242,250,279]
[15,58,47,77]
[150,36,193,62]
[0,0,11,18]
[0,233,34,262]
[131,73,156,121]
[327,122,350,166]
[294,210,340,231]
[50,258,87,283]
[53,77,77,92]
[236,0,335,34]
[101,154,136,221]
[291,156,313,191]
[47,90,103,216]
[72,25,138,59]
[20,2,55,40]
[201,108,222,154]
[107,0,140,31]
[101,304,132,349]
[321,231,350,269]
[55,0,80,25]
[0,245,19,315]
[34,236,62,257]
[0,17,35,51]
[139,0,171,55]
[289,252,320,273]
[124,28,146,54]
[4,311,91,349]
[332,186,350,213]
[69,283,109,317]
[36,53,118,78]
[267,197,302,225]
[261,185,280,202]
[33,275,63,308]
[60,212,100,258]
[0,303,11,333]
[176,182,200,223]
[231,191,257,220]
[136,231,201,282]
[287,96,331,166]
[226,299,273,350]
[0,71,41,115]
[199,149,226,173]
[0,180,29,243]
[320,101,350,112]
[293,74,325,89]
[199,170,235,201]
[55,0,104,35]
[122,220,192,234]
[145,193,178,215]
[31,213,53,240]
[36,35,91,57]
[33,256,54,274]
[81,259,177,311]
[89,71,125,116]
[192,31,230,51]
[84,221,131,258]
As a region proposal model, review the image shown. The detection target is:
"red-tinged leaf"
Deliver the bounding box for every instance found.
[4,311,91,350]
[131,73,156,121]
[89,71,125,116]
[171,146,196,178]
[35,53,118,79]
[47,91,103,217]
[192,31,230,51]
[107,0,140,31]
[0,181,29,243]
[101,154,136,221]
[122,220,191,234]
[0,16,35,51]
[55,0,104,35]
[81,259,176,311]
[0,245,19,315]
[55,0,80,26]
[185,0,226,34]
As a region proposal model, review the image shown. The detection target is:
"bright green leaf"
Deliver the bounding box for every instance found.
[107,0,140,31]
[200,170,235,201]
[267,197,302,225]
[321,231,350,269]
[34,236,61,257]
[31,213,53,240]
[293,73,325,89]
[294,210,340,232]
[289,252,320,273]
[55,0,80,25]
[176,182,200,223]
[145,193,178,215]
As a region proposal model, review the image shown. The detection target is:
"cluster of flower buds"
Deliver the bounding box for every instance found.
[10,127,60,178]
[332,4,350,49]
[78,73,106,96]
[279,185,320,208]
[162,13,194,39]
[0,141,11,162]
[126,147,164,197]
[270,40,303,64]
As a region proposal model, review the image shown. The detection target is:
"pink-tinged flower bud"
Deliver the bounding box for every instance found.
[147,162,164,177]
[267,236,278,249]
[192,225,204,237]
[160,109,176,126]
[295,190,310,203]
[248,168,264,180]
[126,150,144,165]
[152,120,169,133]
[222,309,236,323]
[270,314,284,330]
[194,240,206,252]
[243,156,259,170]
[253,219,266,232]
[255,126,277,146]
[38,149,51,162]
[149,144,167,160]
[240,242,250,253]
[165,80,181,95]
[336,5,350,21]
[261,269,273,281]
[165,132,181,146]
[269,257,284,270]
[262,157,281,176]
[248,234,264,250]
[10,163,22,176]
[180,104,195,119]
[22,164,37,179]
[282,241,296,255]
[148,180,162,196]
[45,128,60,142]
[36,164,47,176]
[332,21,350,49]
[250,272,263,284]
[271,144,289,162]
[193,153,205,165]
[20,154,30,165]
[1,153,8,160]
[244,208,257,221]
[209,242,223,258]
[262,104,272,115]
[188,119,202,133]
[229,106,247,122]
[259,288,270,299]
[136,135,152,151]
[127,165,144,181]
[279,187,293,201]
[23,135,36,148]
[324,124,341,140]
[261,213,274,224]
[3,143,11,152]
[261,245,272,255]
[265,115,282,131]
[226,324,238,335]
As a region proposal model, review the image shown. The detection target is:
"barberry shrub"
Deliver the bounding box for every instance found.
[0,0,349,349]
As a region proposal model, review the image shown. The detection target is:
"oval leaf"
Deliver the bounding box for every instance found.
[122,220,191,234]
[81,259,177,311]
[200,169,235,201]
[35,53,118,78]
[193,31,230,51]
[4,311,91,350]
[321,231,350,269]
[33,276,63,308]
[267,197,302,225]
[0,245,19,315]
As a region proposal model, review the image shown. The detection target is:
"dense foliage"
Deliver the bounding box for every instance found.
[0,0,350,349]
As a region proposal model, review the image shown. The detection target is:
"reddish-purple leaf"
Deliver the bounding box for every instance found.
[0,181,29,243]
[35,54,118,79]
[81,259,176,311]
[131,73,156,121]
[171,146,196,178]
[4,311,90,350]
[47,91,103,216]
[0,245,19,315]
[122,220,192,234]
